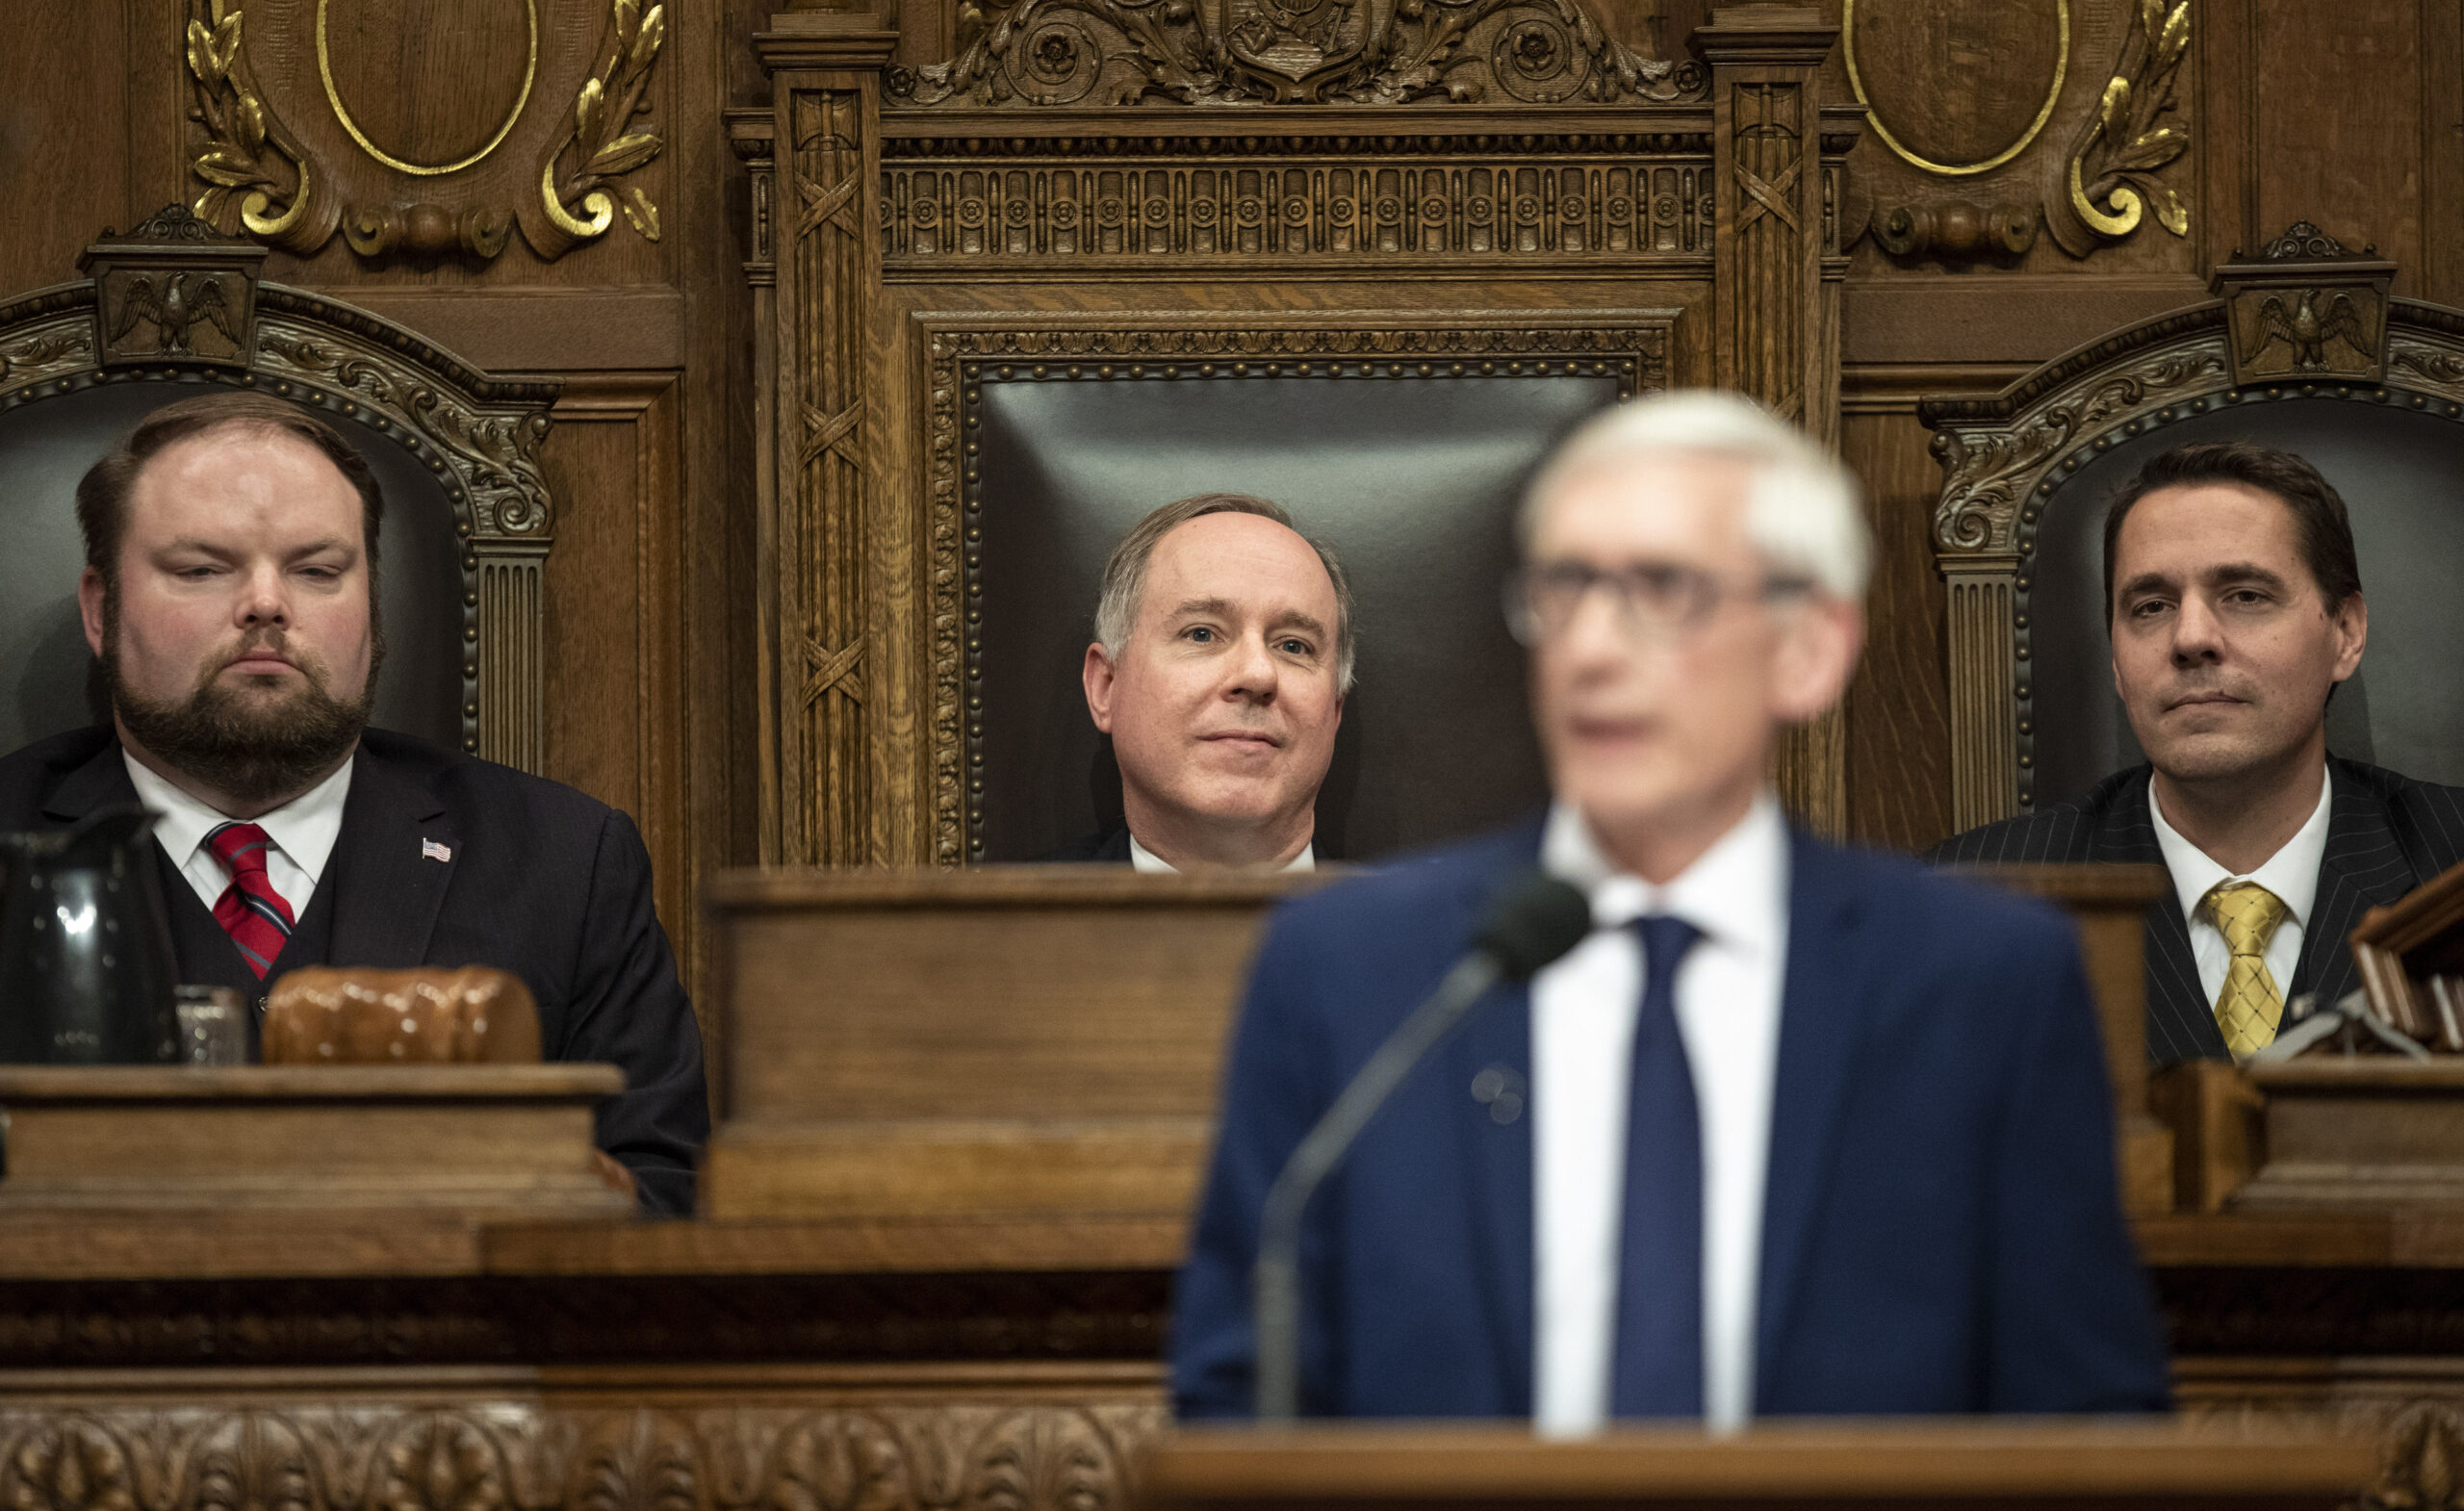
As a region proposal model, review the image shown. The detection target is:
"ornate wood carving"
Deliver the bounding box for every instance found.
[931,318,1672,862]
[2047,0,2192,255]
[880,130,1719,267]
[2212,222,2398,388]
[885,0,1694,108]
[759,24,900,867]
[182,0,668,265]
[0,210,560,773]
[1918,232,2464,829]
[0,1400,1167,1511]
[1839,0,2193,269]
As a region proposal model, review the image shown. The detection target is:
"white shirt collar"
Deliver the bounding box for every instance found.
[121,749,355,884]
[2147,763,2334,931]
[1541,791,1789,952]
[1126,833,1315,874]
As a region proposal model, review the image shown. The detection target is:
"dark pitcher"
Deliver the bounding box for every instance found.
[0,807,181,1063]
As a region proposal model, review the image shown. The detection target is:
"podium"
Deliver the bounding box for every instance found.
[1145,1423,2374,1511]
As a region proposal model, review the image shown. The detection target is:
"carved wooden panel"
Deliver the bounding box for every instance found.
[181,0,671,264]
[0,1399,1168,1511]
[880,133,1719,267]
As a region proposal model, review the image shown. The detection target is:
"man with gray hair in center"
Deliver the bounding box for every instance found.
[1048,492,1355,871]
[1172,390,2169,1423]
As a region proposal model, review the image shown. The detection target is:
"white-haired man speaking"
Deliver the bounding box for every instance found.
[1171,391,2170,1423]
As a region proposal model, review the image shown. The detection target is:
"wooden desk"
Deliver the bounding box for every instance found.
[0,865,2456,1511]
[1148,1423,2374,1511]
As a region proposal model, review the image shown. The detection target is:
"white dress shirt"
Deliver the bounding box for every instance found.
[2148,765,2332,1009]
[1127,834,1315,874]
[123,753,354,920]
[1530,793,1789,1438]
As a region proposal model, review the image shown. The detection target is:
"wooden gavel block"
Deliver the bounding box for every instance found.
[262,966,543,1064]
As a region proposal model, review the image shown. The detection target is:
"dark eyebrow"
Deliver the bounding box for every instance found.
[2204,562,2291,590]
[2116,571,2175,602]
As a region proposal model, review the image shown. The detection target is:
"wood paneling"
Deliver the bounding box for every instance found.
[1841,390,1958,852]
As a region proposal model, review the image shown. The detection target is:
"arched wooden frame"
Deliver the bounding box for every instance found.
[1919,229,2463,832]
[0,209,560,772]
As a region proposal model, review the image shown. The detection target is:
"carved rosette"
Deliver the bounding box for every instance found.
[927,319,1669,864]
[0,1403,1167,1511]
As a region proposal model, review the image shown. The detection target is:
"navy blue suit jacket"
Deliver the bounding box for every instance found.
[1171,818,2171,1419]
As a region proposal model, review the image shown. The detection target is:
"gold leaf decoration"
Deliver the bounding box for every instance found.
[182,1,318,247]
[536,0,666,253]
[2051,0,2192,253]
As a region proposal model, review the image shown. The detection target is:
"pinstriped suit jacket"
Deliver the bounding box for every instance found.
[1926,758,2464,1063]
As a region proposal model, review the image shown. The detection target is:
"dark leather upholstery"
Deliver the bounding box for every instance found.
[2028,399,2464,807]
[972,372,1618,861]
[0,380,465,758]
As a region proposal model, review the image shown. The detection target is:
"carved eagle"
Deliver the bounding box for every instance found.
[2244,289,2371,373]
[110,272,241,355]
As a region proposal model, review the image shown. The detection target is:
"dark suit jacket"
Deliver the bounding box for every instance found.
[1172,819,2170,1420]
[1039,829,1133,863]
[1926,758,2464,1064]
[0,726,710,1216]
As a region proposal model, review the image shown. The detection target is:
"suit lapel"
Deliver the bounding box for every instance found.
[41,738,141,824]
[2297,765,2418,1011]
[1754,833,1877,1396]
[322,744,456,968]
[1447,975,1535,1410]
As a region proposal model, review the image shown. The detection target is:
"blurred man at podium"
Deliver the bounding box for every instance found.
[1172,393,2169,1426]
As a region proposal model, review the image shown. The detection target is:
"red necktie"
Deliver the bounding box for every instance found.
[207,822,295,979]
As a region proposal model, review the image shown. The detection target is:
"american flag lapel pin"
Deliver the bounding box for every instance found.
[422,838,453,863]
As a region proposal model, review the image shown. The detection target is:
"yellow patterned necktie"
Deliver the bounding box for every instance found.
[2206,881,2290,1061]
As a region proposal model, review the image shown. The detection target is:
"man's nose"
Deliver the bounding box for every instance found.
[2169,594,2225,663]
[1224,631,1281,701]
[234,564,291,627]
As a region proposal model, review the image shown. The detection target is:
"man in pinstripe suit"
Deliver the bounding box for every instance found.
[1930,442,2464,1063]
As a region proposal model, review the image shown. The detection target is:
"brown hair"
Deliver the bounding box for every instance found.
[2102,441,2362,619]
[1091,492,1357,691]
[76,390,385,593]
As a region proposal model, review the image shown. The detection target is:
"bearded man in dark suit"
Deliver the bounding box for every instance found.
[1930,441,2464,1063]
[0,392,707,1214]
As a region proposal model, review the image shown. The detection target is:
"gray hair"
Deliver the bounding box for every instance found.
[1092,493,1357,693]
[1519,390,1871,601]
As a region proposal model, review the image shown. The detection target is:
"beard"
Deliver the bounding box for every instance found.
[105,613,384,809]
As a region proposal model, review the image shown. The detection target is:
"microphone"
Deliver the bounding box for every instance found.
[1251,869,1593,1422]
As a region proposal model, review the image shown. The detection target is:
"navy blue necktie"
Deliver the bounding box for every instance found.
[1609,913,1705,1418]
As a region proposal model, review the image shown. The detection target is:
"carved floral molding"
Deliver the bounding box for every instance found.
[886,0,1698,107]
[0,1402,1166,1511]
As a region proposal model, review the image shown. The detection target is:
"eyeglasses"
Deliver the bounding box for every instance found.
[1502,560,1815,646]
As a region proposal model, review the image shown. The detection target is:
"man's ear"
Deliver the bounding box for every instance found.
[77,566,109,660]
[1082,641,1118,734]
[1770,597,1863,724]
[2331,591,2369,684]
